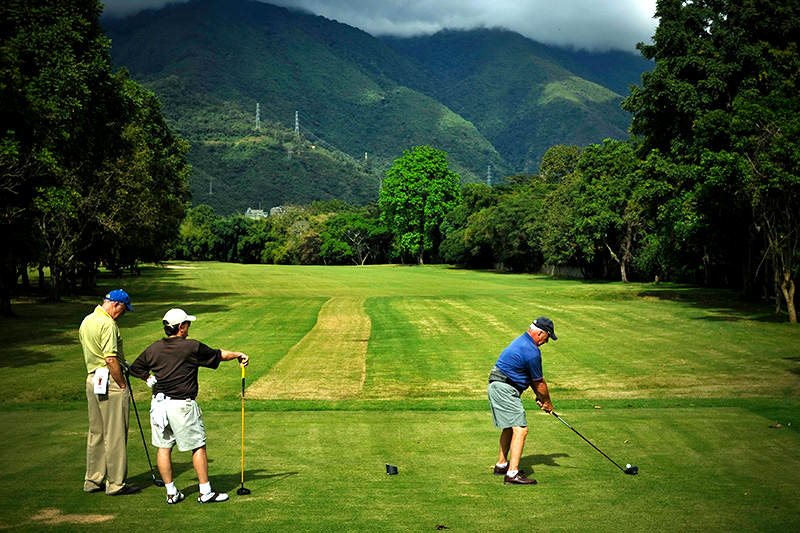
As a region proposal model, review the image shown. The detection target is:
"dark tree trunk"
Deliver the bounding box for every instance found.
[19,263,29,290]
[780,272,797,324]
[0,250,16,316]
[47,263,61,302]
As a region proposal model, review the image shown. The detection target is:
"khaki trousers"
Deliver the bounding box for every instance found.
[84,373,130,493]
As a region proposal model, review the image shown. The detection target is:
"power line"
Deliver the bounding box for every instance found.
[293,110,363,168]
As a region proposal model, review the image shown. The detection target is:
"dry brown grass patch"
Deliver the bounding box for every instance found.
[249,297,370,399]
[32,509,114,525]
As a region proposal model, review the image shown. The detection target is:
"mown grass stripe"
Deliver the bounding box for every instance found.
[248,296,370,399]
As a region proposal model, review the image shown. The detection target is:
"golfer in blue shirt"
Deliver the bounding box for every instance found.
[487,317,557,485]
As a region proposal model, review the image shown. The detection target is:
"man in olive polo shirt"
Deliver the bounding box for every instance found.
[79,289,140,495]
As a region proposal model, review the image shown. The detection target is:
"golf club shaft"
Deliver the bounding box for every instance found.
[240,364,245,487]
[552,411,626,473]
[125,373,161,483]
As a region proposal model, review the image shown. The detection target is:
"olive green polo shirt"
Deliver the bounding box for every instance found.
[79,305,126,373]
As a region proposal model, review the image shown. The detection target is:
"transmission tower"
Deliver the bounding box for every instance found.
[208,177,213,195]
[294,110,299,137]
[486,165,493,186]
[254,103,260,131]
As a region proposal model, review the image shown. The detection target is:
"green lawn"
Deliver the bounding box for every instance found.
[1,263,798,531]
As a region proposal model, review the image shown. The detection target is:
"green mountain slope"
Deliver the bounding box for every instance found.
[104,0,509,214]
[103,1,653,213]
[384,29,640,169]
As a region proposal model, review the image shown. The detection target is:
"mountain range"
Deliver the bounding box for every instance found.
[103,0,652,214]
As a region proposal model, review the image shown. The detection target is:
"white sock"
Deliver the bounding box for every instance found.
[165,482,177,496]
[199,482,211,495]
[507,469,518,477]
[496,462,508,468]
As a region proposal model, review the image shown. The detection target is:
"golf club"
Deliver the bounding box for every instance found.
[125,372,166,487]
[551,411,638,475]
[237,363,251,495]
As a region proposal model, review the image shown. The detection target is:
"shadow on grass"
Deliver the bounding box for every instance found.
[127,460,196,489]
[127,463,297,495]
[2,271,240,367]
[0,348,57,368]
[519,452,570,471]
[453,266,789,324]
[637,289,788,323]
[197,470,298,495]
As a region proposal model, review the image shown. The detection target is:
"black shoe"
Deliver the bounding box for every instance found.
[109,485,141,495]
[493,464,509,475]
[504,472,537,485]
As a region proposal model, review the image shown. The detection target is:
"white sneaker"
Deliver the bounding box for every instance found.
[197,491,229,503]
[166,492,185,504]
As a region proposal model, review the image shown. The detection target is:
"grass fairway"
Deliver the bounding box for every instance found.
[1,262,799,531]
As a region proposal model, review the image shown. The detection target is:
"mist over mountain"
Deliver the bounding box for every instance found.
[104,0,652,214]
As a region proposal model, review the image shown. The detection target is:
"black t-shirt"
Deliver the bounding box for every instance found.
[130,337,222,399]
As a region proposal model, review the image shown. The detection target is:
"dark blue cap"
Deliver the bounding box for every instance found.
[533,317,557,340]
[105,289,134,311]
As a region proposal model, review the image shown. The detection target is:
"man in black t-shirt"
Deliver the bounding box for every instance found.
[130,308,249,504]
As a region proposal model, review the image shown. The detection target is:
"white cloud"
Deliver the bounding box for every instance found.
[266,0,658,51]
[101,0,658,52]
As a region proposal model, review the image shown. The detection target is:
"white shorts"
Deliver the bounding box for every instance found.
[150,397,206,451]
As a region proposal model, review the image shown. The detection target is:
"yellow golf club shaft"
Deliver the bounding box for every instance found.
[240,363,245,485]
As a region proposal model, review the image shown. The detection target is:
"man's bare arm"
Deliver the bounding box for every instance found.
[105,356,126,389]
[531,380,553,412]
[221,350,249,366]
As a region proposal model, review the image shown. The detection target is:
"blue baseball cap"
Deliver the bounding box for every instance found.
[105,289,134,311]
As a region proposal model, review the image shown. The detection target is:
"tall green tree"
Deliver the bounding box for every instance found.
[379,146,461,264]
[440,182,501,267]
[1,0,110,306]
[538,171,586,271]
[704,90,800,322]
[574,139,646,283]
[622,0,800,319]
[90,73,190,277]
[320,211,390,266]
[463,183,547,272]
[539,145,583,184]
[0,0,189,308]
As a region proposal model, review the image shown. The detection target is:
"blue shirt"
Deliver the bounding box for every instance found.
[495,332,544,390]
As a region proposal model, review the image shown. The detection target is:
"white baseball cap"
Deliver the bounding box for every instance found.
[162,308,197,327]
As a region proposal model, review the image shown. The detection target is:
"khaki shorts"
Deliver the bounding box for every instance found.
[150,398,206,451]
[488,381,527,429]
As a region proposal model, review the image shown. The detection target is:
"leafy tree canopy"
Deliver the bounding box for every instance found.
[379,146,461,264]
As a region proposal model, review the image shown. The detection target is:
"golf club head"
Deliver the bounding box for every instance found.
[153,476,166,487]
[237,487,251,495]
[624,465,638,475]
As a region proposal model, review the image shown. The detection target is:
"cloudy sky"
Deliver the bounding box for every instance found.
[102,0,658,52]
